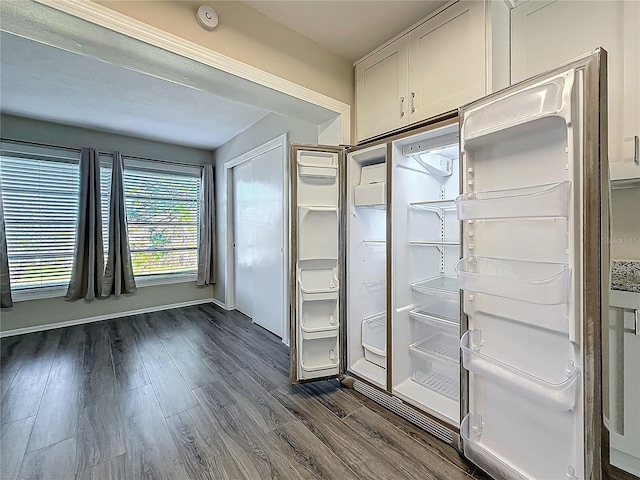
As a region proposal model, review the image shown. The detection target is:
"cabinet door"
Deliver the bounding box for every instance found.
[408,1,486,124]
[511,0,627,164]
[355,36,409,142]
[622,0,639,167]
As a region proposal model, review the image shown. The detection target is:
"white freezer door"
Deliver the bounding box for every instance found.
[290,145,344,383]
[458,51,606,479]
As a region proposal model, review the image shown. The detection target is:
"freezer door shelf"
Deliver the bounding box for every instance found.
[299,336,339,379]
[297,151,338,178]
[460,330,579,411]
[455,181,571,220]
[456,257,570,305]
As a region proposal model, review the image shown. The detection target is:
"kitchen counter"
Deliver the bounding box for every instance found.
[611,261,640,293]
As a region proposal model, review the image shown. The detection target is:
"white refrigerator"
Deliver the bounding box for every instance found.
[289,49,609,480]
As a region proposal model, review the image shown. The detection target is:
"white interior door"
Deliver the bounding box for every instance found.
[233,161,254,318]
[250,145,286,338]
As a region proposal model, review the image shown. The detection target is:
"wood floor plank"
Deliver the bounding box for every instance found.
[108,319,150,393]
[350,389,477,475]
[136,339,198,418]
[270,419,362,480]
[1,360,51,425]
[166,406,248,480]
[285,379,364,419]
[193,383,301,480]
[159,334,222,389]
[1,416,35,480]
[342,406,472,480]
[181,322,242,376]
[18,437,77,480]
[75,393,127,470]
[76,454,127,480]
[218,369,294,433]
[26,360,84,452]
[123,406,189,480]
[52,325,85,366]
[1,358,23,400]
[117,384,162,420]
[271,385,413,480]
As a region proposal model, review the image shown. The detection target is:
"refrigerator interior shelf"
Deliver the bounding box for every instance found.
[462,74,571,144]
[460,330,579,411]
[409,344,459,401]
[409,241,460,247]
[456,256,570,305]
[409,199,457,216]
[410,332,459,363]
[410,152,453,177]
[362,312,386,368]
[410,309,459,330]
[412,275,459,293]
[455,181,571,220]
[361,240,386,246]
[460,414,528,480]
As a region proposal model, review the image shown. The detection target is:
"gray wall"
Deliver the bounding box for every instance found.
[0,114,215,334]
[212,112,318,304]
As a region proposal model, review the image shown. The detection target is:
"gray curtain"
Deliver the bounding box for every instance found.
[0,184,13,308]
[102,152,136,297]
[66,148,104,301]
[197,164,215,285]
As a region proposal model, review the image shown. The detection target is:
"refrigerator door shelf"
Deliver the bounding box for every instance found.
[300,322,339,340]
[461,414,528,480]
[460,330,580,411]
[297,164,338,178]
[300,336,339,376]
[456,257,571,305]
[455,181,571,220]
[462,71,573,144]
[409,343,459,401]
[298,281,339,302]
[410,275,460,321]
[464,293,569,335]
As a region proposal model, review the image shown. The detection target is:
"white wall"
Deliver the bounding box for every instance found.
[213,112,318,304]
[0,114,215,334]
[610,187,640,261]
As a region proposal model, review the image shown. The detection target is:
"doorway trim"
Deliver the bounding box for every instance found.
[35,0,350,144]
[224,133,290,344]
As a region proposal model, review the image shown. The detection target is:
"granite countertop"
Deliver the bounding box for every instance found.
[611,261,640,293]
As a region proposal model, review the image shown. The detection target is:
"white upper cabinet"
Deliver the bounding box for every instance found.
[356,37,409,142]
[355,1,509,143]
[512,0,639,170]
[407,1,486,125]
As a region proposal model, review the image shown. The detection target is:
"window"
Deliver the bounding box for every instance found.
[122,160,200,278]
[0,143,80,291]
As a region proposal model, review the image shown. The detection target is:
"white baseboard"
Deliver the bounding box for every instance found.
[0,298,214,338]
[211,297,232,310]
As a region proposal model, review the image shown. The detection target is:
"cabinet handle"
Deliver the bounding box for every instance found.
[400,97,405,118]
[411,92,416,114]
[635,309,639,336]
[634,135,639,166]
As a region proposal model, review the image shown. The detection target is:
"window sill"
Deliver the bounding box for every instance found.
[11,274,199,302]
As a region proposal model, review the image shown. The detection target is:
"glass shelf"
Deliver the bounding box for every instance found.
[409,199,457,216]
[409,241,460,247]
[410,331,459,363]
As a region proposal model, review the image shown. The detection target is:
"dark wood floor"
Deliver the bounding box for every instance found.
[1,304,486,480]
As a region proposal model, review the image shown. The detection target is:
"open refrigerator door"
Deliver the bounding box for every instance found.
[458,50,607,479]
[290,145,345,383]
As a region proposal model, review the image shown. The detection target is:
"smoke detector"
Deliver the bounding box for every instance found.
[196,5,218,31]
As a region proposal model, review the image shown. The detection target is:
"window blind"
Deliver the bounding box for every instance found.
[123,161,200,277]
[0,153,80,290]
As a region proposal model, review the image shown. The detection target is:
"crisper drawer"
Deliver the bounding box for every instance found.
[410,310,459,363]
[410,275,460,321]
[362,312,386,368]
[409,341,459,401]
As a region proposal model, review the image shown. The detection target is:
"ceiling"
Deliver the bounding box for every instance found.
[244,1,449,62]
[0,32,272,150]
